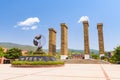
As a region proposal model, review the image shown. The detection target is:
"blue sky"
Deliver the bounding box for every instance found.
[0,0,120,51]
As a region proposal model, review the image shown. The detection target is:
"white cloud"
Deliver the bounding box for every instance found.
[18,17,40,26]
[78,16,89,23]
[31,26,37,30]
[22,27,30,30]
[15,17,40,30]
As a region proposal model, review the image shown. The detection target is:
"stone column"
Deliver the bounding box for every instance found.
[83,21,90,59]
[97,23,104,57]
[48,28,56,56]
[60,23,68,59]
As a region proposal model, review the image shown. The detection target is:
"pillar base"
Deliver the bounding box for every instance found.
[60,55,68,60]
[84,54,90,59]
[100,54,104,58]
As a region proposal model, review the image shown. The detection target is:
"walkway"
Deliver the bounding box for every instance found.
[0,64,120,80]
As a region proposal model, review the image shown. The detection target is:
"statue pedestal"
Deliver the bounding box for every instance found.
[84,54,90,59]
[60,55,68,60]
[100,54,104,58]
[34,47,45,54]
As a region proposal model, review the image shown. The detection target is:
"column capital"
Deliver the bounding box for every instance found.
[97,23,103,29]
[60,23,68,29]
[49,28,57,33]
[83,21,89,27]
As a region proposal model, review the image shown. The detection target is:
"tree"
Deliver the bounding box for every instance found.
[113,46,120,61]
[90,52,99,59]
[0,47,4,58]
[114,46,120,61]
[109,46,120,63]
[4,48,22,60]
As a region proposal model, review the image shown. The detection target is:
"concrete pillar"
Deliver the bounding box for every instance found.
[48,28,56,56]
[83,21,90,59]
[97,23,104,57]
[60,23,68,59]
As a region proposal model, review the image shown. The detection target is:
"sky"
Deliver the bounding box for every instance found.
[0,0,120,51]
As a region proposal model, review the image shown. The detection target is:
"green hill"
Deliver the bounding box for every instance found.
[0,42,99,54]
[0,42,37,51]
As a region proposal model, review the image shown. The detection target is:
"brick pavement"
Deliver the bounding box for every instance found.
[0,64,120,80]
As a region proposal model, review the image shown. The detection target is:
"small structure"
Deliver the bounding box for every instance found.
[71,54,84,59]
[21,50,28,56]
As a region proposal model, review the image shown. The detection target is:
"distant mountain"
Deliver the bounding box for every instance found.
[0,42,99,54]
[90,49,99,54]
[67,49,99,54]
[68,49,84,53]
[0,42,37,51]
[52,49,99,54]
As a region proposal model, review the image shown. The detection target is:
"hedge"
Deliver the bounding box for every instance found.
[12,61,64,65]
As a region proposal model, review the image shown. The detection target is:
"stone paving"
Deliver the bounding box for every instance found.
[0,64,120,80]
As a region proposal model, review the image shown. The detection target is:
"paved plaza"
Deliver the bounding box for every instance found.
[0,64,120,80]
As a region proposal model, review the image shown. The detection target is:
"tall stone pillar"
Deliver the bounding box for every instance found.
[48,28,56,56]
[83,21,90,59]
[60,23,68,59]
[97,23,104,57]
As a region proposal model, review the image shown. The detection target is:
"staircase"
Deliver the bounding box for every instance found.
[64,59,110,64]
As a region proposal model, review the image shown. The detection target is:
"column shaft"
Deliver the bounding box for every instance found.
[97,23,104,55]
[60,23,68,59]
[83,21,90,55]
[48,28,56,55]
